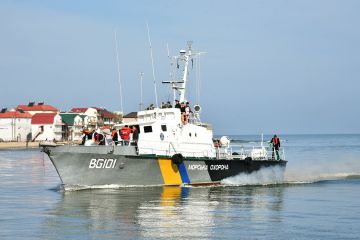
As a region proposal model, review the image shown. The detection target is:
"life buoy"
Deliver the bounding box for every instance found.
[171,153,183,165]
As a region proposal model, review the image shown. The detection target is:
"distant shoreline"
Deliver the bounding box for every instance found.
[0,142,40,149]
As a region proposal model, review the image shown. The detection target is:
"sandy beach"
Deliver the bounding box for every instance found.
[0,142,40,149]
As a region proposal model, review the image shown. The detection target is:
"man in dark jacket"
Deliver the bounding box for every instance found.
[132,126,139,145]
[174,100,181,109]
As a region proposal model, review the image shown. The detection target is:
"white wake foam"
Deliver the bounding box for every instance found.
[284,155,360,183]
[222,155,360,186]
[221,166,285,185]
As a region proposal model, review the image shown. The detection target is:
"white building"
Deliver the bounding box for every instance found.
[60,113,84,141]
[70,107,98,128]
[93,107,118,127]
[31,113,63,141]
[0,111,32,141]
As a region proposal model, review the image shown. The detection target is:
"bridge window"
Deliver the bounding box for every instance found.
[161,124,167,132]
[144,126,153,133]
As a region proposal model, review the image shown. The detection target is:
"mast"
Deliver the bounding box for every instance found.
[178,41,192,103]
[146,22,159,107]
[114,30,124,114]
[139,72,144,111]
[162,41,206,105]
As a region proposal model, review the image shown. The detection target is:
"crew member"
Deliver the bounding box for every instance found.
[111,128,120,145]
[80,129,90,145]
[270,134,281,160]
[185,102,192,124]
[93,130,100,144]
[132,126,139,145]
[120,125,131,145]
[93,129,105,145]
[214,139,221,148]
[97,132,106,145]
[180,102,186,124]
[175,100,181,109]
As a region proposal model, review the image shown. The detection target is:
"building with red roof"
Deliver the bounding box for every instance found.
[0,110,32,141]
[31,113,63,141]
[16,102,58,115]
[31,113,57,124]
[93,107,118,126]
[70,108,88,113]
[0,111,32,119]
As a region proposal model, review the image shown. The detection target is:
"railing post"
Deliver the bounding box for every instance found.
[282,148,285,160]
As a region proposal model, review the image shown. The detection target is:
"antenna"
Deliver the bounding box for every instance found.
[139,72,144,110]
[166,43,175,103]
[114,30,124,114]
[166,43,170,58]
[146,22,158,108]
[195,54,201,104]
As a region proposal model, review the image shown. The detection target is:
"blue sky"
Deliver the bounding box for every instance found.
[1,0,359,134]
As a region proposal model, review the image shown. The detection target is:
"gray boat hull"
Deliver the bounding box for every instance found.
[42,144,287,188]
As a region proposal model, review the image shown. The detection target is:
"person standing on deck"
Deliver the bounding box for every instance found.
[132,126,139,145]
[120,125,131,145]
[180,102,186,124]
[174,100,181,109]
[111,128,121,145]
[270,135,281,160]
[185,102,192,124]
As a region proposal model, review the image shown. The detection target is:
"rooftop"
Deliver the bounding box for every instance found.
[16,103,58,112]
[94,108,117,119]
[59,113,83,125]
[31,113,58,124]
[0,111,32,119]
[70,107,89,113]
[123,112,137,118]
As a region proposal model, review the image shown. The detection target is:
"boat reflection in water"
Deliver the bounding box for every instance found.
[43,186,284,239]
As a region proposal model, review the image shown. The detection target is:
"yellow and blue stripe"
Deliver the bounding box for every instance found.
[158,159,190,185]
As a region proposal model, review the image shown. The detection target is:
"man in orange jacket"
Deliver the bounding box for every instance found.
[270,135,281,160]
[120,125,131,145]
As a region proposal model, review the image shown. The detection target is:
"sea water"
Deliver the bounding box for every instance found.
[0,134,360,239]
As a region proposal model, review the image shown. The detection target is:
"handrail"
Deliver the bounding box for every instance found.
[92,139,286,161]
[169,142,177,154]
[138,145,212,158]
[228,143,285,161]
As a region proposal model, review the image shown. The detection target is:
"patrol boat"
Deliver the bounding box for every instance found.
[41,42,287,188]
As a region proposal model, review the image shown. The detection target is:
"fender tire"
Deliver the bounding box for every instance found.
[244,157,252,165]
[171,154,183,165]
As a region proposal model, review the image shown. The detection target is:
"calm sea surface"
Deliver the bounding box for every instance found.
[0,134,360,239]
